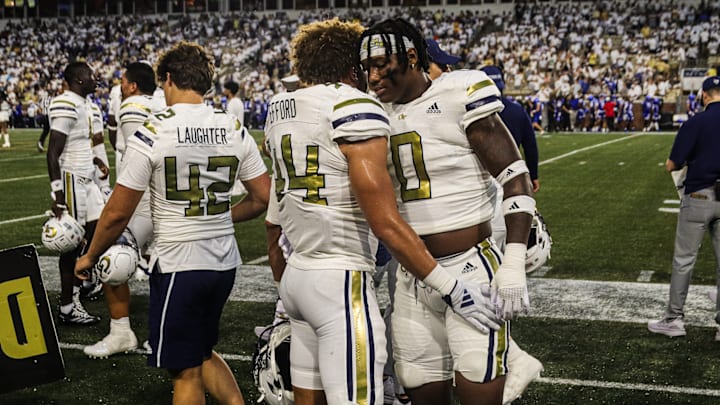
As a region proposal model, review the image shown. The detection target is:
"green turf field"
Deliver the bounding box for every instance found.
[2,128,719,404]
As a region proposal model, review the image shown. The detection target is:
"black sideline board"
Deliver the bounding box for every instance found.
[0,244,65,393]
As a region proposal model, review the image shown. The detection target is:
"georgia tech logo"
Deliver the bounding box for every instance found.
[96,256,111,276]
[42,225,57,239]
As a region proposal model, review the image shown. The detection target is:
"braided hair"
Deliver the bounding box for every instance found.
[358,18,429,73]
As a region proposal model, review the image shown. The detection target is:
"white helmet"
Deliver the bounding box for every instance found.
[94,230,140,286]
[41,213,84,253]
[526,209,552,274]
[252,321,294,405]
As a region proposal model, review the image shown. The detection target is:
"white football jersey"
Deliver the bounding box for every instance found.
[108,85,122,149]
[117,94,166,219]
[89,101,103,135]
[118,103,267,273]
[117,94,166,155]
[265,83,391,272]
[383,70,503,236]
[49,91,94,178]
[226,97,245,127]
[0,100,10,122]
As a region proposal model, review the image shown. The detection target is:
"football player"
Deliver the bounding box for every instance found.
[47,62,108,325]
[75,41,270,404]
[0,91,10,147]
[265,18,498,405]
[83,62,166,359]
[360,19,540,405]
[224,80,248,196]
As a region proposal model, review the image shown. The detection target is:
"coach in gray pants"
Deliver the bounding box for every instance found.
[648,76,720,339]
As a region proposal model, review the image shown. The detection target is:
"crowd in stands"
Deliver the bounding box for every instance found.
[0,0,719,132]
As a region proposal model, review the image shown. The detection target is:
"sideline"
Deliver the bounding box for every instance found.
[37,259,719,328]
[55,342,720,397]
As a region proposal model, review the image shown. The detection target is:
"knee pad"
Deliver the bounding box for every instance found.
[454,349,503,383]
[395,362,448,390]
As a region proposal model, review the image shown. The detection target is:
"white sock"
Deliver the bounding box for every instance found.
[110,317,131,333]
[73,286,81,295]
[60,302,73,314]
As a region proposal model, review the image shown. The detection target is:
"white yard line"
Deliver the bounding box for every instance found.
[246,255,269,265]
[537,377,720,397]
[58,342,252,362]
[0,155,46,163]
[539,134,643,166]
[0,214,47,225]
[0,174,47,183]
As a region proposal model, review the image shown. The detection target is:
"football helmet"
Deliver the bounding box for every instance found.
[252,321,294,405]
[41,213,85,253]
[526,210,552,274]
[94,230,140,286]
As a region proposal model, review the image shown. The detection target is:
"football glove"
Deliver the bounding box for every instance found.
[100,184,113,203]
[443,280,500,334]
[491,243,530,320]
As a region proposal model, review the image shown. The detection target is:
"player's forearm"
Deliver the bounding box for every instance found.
[231,174,270,222]
[84,186,141,262]
[369,216,437,280]
[265,222,286,282]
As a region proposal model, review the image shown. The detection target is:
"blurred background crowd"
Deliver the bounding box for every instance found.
[0,0,718,131]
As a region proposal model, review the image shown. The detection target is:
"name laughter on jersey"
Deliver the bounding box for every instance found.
[266,98,297,125]
[177,127,228,144]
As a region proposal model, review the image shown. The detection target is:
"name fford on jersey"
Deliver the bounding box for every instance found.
[177,127,229,145]
[266,98,297,125]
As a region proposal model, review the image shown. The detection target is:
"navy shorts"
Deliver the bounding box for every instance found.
[147,264,236,370]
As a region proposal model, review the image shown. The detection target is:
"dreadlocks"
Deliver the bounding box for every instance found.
[358,18,429,73]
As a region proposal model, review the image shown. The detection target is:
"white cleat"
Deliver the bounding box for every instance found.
[84,329,138,358]
[503,351,543,404]
[648,317,686,337]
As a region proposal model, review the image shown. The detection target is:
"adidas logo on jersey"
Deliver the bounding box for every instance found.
[461,262,477,274]
[426,102,441,114]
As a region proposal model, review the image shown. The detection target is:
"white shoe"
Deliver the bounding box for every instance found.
[84,329,138,358]
[1,143,9,148]
[648,317,686,337]
[503,351,543,404]
[715,327,720,342]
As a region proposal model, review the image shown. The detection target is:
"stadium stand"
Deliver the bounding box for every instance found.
[0,0,718,131]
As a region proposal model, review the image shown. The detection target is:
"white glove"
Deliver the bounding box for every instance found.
[100,185,113,203]
[443,280,501,334]
[491,243,530,320]
[278,231,293,260]
[422,264,500,333]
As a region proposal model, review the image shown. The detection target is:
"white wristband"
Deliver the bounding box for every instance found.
[50,179,62,192]
[502,195,536,216]
[92,143,109,166]
[502,243,527,270]
[422,264,456,296]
